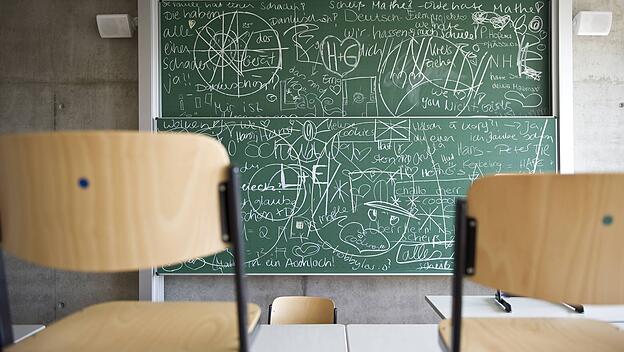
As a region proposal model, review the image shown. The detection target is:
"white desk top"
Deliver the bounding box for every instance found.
[580,305,624,322]
[12,324,45,343]
[347,324,442,352]
[251,324,347,352]
[348,323,624,352]
[426,295,624,322]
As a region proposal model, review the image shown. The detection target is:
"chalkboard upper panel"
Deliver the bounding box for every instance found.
[160,0,551,117]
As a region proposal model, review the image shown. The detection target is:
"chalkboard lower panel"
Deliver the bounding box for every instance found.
[157,117,557,274]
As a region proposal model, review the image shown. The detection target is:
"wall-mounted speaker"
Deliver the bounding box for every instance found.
[573,11,612,36]
[96,14,135,39]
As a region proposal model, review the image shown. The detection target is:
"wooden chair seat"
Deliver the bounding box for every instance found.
[7,301,261,352]
[439,318,624,352]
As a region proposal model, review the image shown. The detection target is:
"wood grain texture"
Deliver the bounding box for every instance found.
[270,296,335,325]
[0,132,231,271]
[467,174,624,304]
[439,318,624,352]
[7,301,261,352]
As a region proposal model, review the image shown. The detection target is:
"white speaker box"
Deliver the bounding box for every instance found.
[573,11,612,36]
[96,14,134,38]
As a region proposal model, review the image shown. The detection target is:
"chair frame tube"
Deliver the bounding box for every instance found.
[227,166,250,352]
[0,250,14,349]
[451,199,467,352]
[267,304,272,324]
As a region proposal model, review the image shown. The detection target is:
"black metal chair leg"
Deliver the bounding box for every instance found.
[227,166,250,352]
[451,199,468,352]
[0,251,14,350]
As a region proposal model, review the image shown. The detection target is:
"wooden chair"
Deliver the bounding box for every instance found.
[268,296,336,324]
[0,132,260,352]
[439,174,624,352]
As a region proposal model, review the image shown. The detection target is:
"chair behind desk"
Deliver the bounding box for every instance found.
[440,174,624,352]
[268,296,337,324]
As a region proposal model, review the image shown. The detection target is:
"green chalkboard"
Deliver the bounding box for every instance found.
[160,0,551,117]
[157,0,557,274]
[157,117,557,274]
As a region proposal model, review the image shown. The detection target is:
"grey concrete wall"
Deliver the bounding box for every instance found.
[164,275,487,324]
[573,0,624,172]
[0,0,139,324]
[2,0,623,326]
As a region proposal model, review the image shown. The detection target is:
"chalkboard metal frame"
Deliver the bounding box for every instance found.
[137,0,574,300]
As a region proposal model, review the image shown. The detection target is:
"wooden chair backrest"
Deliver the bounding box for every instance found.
[0,132,230,272]
[467,174,624,304]
[270,296,335,324]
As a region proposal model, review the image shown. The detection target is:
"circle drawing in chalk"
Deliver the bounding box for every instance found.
[301,120,317,141]
[247,163,306,222]
[353,92,366,104]
[193,11,282,97]
[266,93,278,103]
[320,36,361,77]
[339,223,391,255]
[529,16,543,32]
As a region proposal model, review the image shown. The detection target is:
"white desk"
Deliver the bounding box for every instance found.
[251,324,347,352]
[12,324,45,343]
[426,295,624,322]
[347,323,624,351]
[347,324,442,352]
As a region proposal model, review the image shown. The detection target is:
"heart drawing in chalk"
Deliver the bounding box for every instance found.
[292,242,321,258]
[355,184,371,198]
[320,36,361,77]
[329,84,341,96]
[408,72,425,88]
[339,223,391,254]
[505,91,543,108]
[188,20,196,29]
[352,146,372,162]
